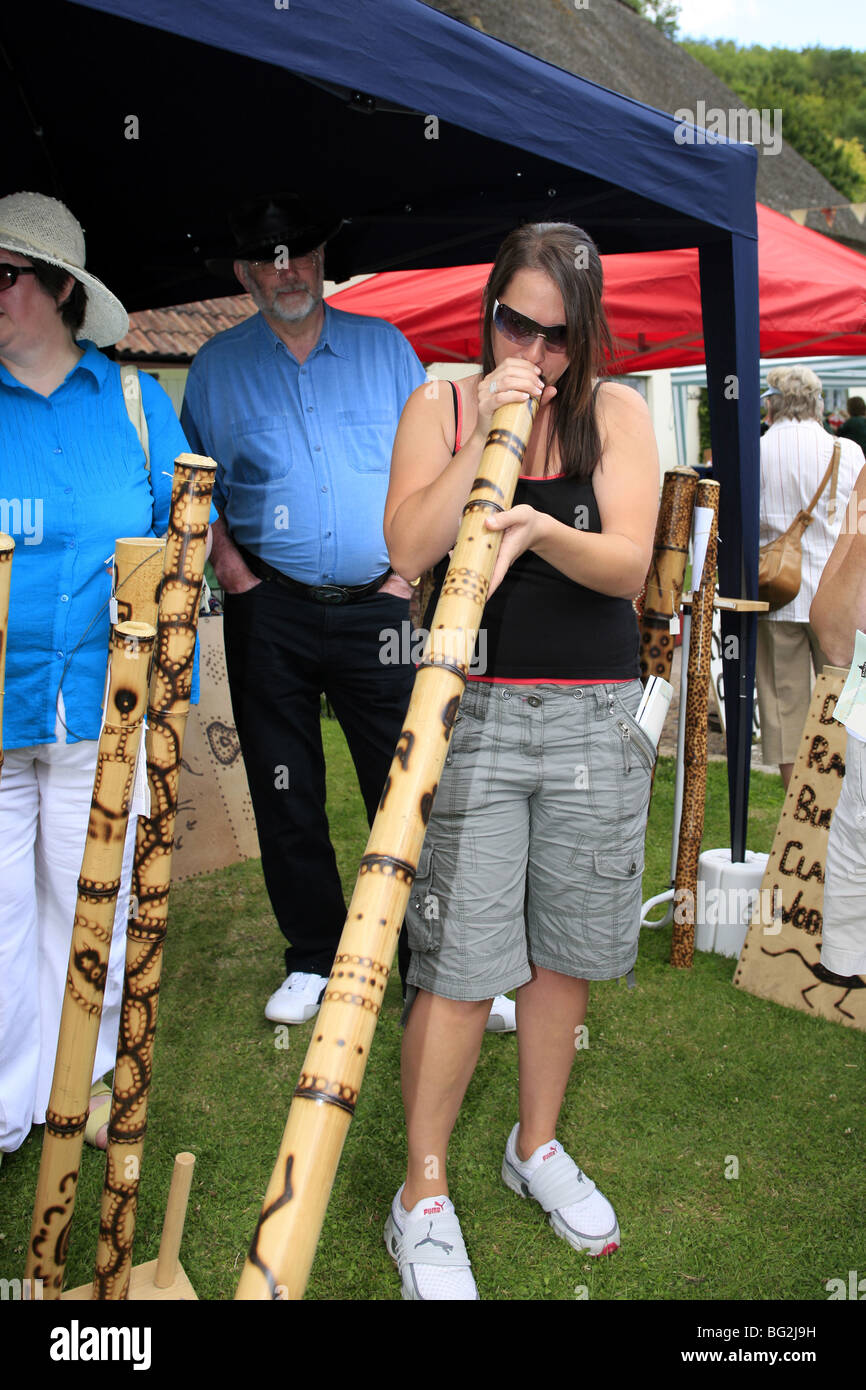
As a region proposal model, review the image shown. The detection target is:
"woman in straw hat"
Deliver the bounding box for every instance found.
[0,192,195,1159]
[383,222,659,1299]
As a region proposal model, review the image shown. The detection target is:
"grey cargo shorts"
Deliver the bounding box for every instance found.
[404,678,655,1001]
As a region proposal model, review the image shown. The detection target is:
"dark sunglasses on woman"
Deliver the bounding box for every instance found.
[493,298,568,353]
[0,264,38,292]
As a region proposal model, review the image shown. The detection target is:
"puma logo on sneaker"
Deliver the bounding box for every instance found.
[423,1201,445,1216]
[541,1145,558,1162]
[414,1222,454,1255]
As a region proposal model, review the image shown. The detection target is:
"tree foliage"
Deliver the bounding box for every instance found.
[621,0,680,41]
[681,41,866,198]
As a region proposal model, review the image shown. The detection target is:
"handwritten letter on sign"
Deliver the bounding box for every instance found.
[735,671,866,1031]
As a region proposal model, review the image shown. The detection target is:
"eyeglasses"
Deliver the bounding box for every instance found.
[493,299,568,354]
[0,264,38,293]
[249,249,321,274]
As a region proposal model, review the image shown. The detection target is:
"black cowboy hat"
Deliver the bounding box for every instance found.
[205,192,343,277]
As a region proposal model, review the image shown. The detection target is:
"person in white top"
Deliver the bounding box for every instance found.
[757,365,864,787]
[810,459,866,977]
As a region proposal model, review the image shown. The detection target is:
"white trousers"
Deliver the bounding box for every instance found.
[0,739,138,1152]
[821,732,866,977]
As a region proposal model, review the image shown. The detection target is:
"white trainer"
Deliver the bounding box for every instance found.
[501,1124,620,1257]
[384,1187,479,1300]
[264,971,329,1024]
[485,994,517,1032]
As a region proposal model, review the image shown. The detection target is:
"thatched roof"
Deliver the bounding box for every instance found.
[429,0,866,252]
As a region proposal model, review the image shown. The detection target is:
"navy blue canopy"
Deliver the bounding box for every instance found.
[3,0,761,854]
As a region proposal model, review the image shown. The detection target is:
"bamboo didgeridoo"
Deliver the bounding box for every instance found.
[93,455,215,1300]
[0,533,14,785]
[24,621,156,1297]
[235,397,539,1301]
[639,467,699,684]
[670,479,720,969]
[113,538,167,628]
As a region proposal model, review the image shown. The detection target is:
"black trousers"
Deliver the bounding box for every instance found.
[223,580,415,980]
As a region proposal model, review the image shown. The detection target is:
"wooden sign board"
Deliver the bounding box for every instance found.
[172,615,259,881]
[734,671,866,1031]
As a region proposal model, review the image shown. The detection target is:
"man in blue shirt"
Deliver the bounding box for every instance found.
[182,195,426,1024]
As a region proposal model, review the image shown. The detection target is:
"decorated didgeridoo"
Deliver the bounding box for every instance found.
[235,397,539,1301]
[670,479,720,969]
[0,533,14,785]
[23,621,156,1297]
[639,467,699,684]
[113,538,167,628]
[93,455,215,1300]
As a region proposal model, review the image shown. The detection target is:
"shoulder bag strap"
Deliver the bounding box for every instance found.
[803,440,840,517]
[119,363,151,473]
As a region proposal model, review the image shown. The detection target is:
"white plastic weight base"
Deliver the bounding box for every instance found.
[694,849,770,957]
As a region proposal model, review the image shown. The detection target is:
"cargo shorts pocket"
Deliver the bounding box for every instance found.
[613,697,657,774]
[405,842,441,954]
[593,844,645,885]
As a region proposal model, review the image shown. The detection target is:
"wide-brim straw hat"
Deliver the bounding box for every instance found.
[0,191,129,346]
[206,192,343,278]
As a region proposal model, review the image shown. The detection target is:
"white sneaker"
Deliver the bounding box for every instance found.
[384,1187,479,1300]
[485,994,517,1032]
[502,1124,620,1256]
[264,972,329,1024]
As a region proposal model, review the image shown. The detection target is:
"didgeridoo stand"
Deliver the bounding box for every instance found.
[61,1152,198,1301]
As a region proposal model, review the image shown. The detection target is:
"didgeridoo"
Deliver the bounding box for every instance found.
[235,397,539,1300]
[113,538,167,629]
[639,467,699,684]
[0,533,14,785]
[93,456,215,1299]
[670,479,720,969]
[24,621,156,1296]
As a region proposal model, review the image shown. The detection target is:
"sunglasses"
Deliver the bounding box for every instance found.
[493,299,568,353]
[249,249,321,274]
[0,264,38,293]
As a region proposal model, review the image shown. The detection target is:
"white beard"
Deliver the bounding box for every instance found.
[249,280,320,324]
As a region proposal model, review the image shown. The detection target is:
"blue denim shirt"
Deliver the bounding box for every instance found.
[0,342,194,748]
[180,304,426,585]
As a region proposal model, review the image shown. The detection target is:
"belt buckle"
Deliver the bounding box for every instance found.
[309,584,350,605]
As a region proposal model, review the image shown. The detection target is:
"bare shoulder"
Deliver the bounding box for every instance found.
[595,380,652,428]
[397,376,459,447]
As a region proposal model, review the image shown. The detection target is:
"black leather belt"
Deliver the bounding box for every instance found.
[238,545,391,605]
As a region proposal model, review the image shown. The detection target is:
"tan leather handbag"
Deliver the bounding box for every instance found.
[758,442,840,612]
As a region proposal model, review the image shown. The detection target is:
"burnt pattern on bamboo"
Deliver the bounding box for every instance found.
[671,480,720,969]
[25,623,154,1296]
[246,1155,295,1300]
[93,456,215,1300]
[640,468,698,684]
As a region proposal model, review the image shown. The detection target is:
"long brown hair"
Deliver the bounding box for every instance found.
[481,223,612,481]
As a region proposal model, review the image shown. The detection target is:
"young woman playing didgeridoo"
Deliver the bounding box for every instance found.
[382,222,660,1300]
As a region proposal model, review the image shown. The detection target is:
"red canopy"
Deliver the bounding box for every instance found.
[328,204,866,370]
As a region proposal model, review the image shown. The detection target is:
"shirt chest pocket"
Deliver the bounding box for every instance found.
[337,409,396,473]
[229,415,295,483]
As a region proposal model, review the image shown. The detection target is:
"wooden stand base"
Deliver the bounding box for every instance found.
[61,1258,198,1302]
[60,1152,198,1301]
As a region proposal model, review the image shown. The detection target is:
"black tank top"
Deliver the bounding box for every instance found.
[422,385,640,682]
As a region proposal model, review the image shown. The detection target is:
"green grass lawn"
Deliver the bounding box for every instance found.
[1,722,862,1302]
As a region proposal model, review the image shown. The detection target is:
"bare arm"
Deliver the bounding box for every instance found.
[810,462,866,665]
[484,382,660,598]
